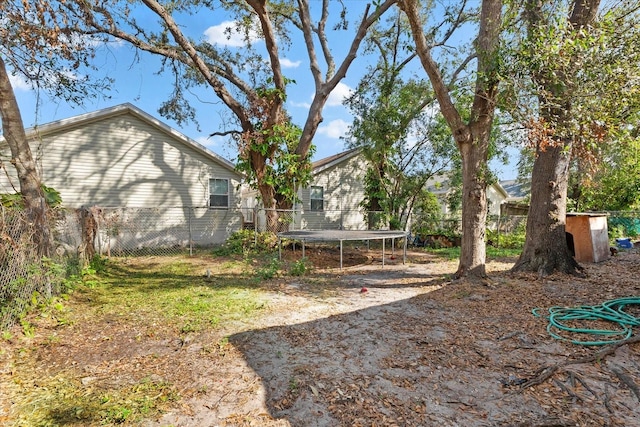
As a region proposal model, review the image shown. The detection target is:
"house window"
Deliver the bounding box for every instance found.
[310,186,324,211]
[209,178,229,208]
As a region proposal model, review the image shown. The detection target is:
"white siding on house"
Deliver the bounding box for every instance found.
[24,114,240,208]
[0,151,18,194]
[486,184,506,216]
[301,151,368,230]
[1,104,245,245]
[424,174,508,217]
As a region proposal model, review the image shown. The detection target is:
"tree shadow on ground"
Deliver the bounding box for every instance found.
[228,263,640,426]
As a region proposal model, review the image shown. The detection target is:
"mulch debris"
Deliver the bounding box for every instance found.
[2,246,640,426]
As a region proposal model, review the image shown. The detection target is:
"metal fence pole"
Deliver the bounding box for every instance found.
[497,214,502,249]
[189,207,193,256]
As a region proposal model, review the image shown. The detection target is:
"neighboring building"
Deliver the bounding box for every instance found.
[241,147,370,231]
[424,174,510,216]
[499,179,530,215]
[0,103,244,246]
[300,148,368,230]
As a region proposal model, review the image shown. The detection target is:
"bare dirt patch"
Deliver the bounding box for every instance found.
[2,246,640,426]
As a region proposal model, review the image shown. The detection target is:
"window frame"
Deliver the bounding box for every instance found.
[310,185,324,211]
[209,178,230,209]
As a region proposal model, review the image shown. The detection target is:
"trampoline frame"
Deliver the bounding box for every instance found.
[277,229,409,270]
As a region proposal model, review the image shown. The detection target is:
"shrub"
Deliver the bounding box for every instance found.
[289,257,311,276]
[257,256,281,279]
[213,230,278,256]
[486,228,525,249]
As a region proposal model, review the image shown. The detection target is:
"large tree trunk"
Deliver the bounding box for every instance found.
[400,0,502,280]
[0,56,51,257]
[457,127,490,278]
[512,0,600,276]
[512,141,582,275]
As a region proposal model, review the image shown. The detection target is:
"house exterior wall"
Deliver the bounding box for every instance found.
[429,183,506,218]
[0,107,243,245]
[486,184,506,216]
[299,152,368,230]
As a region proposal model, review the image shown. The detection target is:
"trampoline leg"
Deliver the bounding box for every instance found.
[278,237,282,260]
[302,240,305,259]
[382,238,385,268]
[340,240,343,270]
[403,234,407,264]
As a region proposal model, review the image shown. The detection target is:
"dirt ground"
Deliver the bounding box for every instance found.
[3,245,640,426]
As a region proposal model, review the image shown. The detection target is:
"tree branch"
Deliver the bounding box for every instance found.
[399,0,469,144]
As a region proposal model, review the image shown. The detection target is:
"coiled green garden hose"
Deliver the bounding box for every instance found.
[533,297,640,346]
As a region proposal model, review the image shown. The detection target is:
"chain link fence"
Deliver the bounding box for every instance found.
[54,206,244,258]
[607,211,640,237]
[0,207,65,330]
[3,205,638,331]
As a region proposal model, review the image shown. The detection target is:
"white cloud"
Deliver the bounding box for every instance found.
[196,135,220,150]
[196,134,239,161]
[196,135,212,145]
[9,73,31,91]
[204,20,260,47]
[326,82,353,107]
[317,119,350,139]
[290,81,352,110]
[289,99,311,109]
[280,58,301,69]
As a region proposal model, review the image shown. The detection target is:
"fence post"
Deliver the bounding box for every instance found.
[254,205,258,246]
[189,207,193,256]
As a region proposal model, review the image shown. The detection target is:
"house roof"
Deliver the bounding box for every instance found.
[500,179,530,201]
[10,103,239,175]
[312,147,362,175]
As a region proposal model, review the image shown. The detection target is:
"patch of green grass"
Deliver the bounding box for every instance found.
[80,257,267,334]
[487,247,521,258]
[11,373,178,426]
[425,247,460,260]
[424,246,521,260]
[6,255,269,426]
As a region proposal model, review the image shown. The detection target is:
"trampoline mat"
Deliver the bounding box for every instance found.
[278,229,408,241]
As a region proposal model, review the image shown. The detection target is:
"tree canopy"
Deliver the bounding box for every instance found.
[343,10,458,231]
[1,0,111,255]
[506,0,640,275]
[62,0,396,229]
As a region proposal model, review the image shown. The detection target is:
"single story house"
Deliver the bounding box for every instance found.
[299,147,368,230]
[0,103,244,248]
[499,179,530,215]
[424,174,511,217]
[244,147,370,231]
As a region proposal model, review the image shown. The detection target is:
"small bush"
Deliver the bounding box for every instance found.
[486,229,525,249]
[213,230,278,256]
[256,256,281,280]
[289,257,311,276]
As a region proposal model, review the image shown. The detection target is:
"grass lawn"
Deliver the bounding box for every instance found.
[2,245,522,426]
[2,254,270,426]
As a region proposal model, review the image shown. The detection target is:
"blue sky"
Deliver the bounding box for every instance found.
[9,2,518,179]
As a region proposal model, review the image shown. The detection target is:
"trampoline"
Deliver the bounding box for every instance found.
[277,229,409,270]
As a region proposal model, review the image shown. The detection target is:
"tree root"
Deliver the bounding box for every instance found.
[608,365,640,402]
[518,335,640,391]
